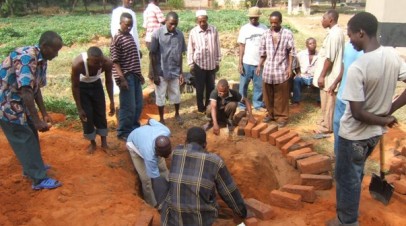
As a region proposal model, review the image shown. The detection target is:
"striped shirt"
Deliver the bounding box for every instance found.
[259,27,295,84]
[161,143,247,226]
[187,24,221,70]
[142,2,165,43]
[110,31,141,82]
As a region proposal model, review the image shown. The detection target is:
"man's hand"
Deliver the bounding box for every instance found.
[238,63,245,75]
[109,102,115,116]
[179,73,185,85]
[255,66,262,76]
[42,113,53,124]
[214,65,220,73]
[154,76,161,86]
[139,75,145,85]
[213,124,220,135]
[318,76,325,89]
[119,77,129,90]
[34,120,50,132]
[248,114,257,124]
[286,68,292,79]
[385,115,398,128]
[327,82,338,95]
[78,109,87,122]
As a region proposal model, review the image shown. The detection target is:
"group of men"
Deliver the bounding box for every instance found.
[1,1,406,225]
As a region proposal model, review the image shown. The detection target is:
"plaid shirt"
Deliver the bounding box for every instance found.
[187,25,221,70]
[161,143,247,226]
[259,27,295,84]
[142,2,165,42]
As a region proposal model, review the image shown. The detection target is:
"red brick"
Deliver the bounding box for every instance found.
[245,198,275,220]
[300,174,333,190]
[270,190,303,210]
[389,156,406,175]
[281,184,316,203]
[401,146,406,157]
[244,217,259,226]
[259,124,278,142]
[297,155,332,174]
[287,141,314,152]
[286,148,313,166]
[269,128,289,146]
[392,191,406,205]
[393,178,406,195]
[244,122,257,137]
[238,117,248,127]
[251,123,268,138]
[386,174,401,184]
[276,131,298,148]
[281,136,302,156]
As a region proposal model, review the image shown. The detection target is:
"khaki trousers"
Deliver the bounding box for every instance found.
[262,80,290,123]
[319,90,336,133]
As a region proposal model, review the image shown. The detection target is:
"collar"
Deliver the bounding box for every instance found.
[186,142,207,153]
[197,25,212,33]
[164,26,177,35]
[35,45,44,62]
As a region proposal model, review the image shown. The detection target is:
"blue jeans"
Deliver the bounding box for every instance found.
[117,73,143,138]
[335,136,380,225]
[239,64,264,109]
[333,98,346,155]
[292,76,313,103]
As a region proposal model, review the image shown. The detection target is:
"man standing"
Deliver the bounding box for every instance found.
[237,6,267,112]
[312,9,345,135]
[161,127,248,226]
[71,46,115,154]
[256,11,295,128]
[292,37,318,106]
[126,118,171,207]
[0,31,63,190]
[111,13,144,141]
[327,12,406,226]
[111,0,141,94]
[205,79,256,135]
[187,10,221,113]
[143,0,165,81]
[150,12,186,125]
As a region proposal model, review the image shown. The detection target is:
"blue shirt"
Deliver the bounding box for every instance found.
[127,119,170,178]
[0,46,47,125]
[149,26,186,79]
[337,42,364,100]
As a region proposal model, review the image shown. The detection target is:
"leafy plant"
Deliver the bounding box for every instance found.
[168,0,184,9]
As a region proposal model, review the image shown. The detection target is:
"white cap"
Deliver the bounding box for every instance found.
[196,9,207,17]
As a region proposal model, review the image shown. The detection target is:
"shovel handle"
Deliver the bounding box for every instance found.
[379,136,385,178]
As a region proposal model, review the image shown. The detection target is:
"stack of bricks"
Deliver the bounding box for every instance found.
[239,118,335,211]
[386,141,406,204]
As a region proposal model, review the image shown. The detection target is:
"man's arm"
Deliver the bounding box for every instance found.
[214,28,221,70]
[210,99,221,135]
[327,62,344,94]
[317,59,333,89]
[349,101,397,127]
[19,87,49,132]
[103,58,115,116]
[149,32,161,86]
[216,162,247,219]
[34,88,52,124]
[187,30,195,68]
[256,56,266,76]
[71,60,87,122]
[241,98,256,123]
[389,87,406,115]
[238,43,245,75]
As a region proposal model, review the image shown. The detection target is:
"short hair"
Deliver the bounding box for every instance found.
[217,79,229,88]
[38,31,62,47]
[270,11,282,21]
[166,11,179,20]
[155,135,172,157]
[306,37,316,44]
[120,12,133,21]
[348,12,378,37]
[326,9,339,22]
[87,46,103,58]
[186,127,206,146]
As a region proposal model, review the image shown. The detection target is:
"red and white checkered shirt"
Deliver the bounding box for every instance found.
[187,24,221,70]
[259,27,295,84]
[142,3,165,43]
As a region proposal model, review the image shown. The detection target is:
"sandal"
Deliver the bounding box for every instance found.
[32,178,62,190]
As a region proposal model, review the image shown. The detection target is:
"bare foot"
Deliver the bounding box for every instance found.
[87,143,96,154]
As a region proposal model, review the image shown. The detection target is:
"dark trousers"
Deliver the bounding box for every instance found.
[0,120,47,184]
[79,79,108,140]
[262,80,290,123]
[207,102,238,125]
[194,65,216,112]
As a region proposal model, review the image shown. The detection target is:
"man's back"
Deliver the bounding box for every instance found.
[161,143,246,226]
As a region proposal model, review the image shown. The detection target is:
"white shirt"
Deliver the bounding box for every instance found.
[237,23,268,66]
[295,49,318,79]
[79,52,102,83]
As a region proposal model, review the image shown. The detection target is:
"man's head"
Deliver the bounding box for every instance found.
[321,9,339,29]
[186,127,207,148]
[149,0,158,5]
[120,12,133,34]
[247,6,261,26]
[306,37,317,52]
[269,11,282,32]
[39,31,63,61]
[347,12,378,52]
[87,46,104,69]
[165,12,179,33]
[155,135,172,158]
[196,10,209,31]
[122,0,134,8]
[216,79,229,98]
